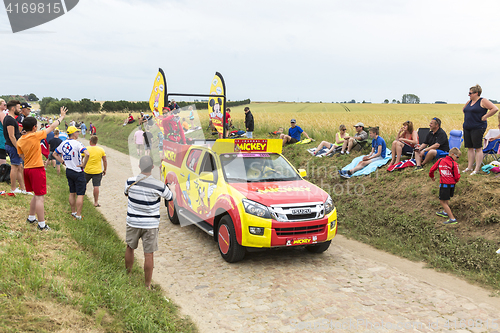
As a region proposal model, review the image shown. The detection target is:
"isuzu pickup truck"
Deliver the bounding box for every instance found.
[162,138,337,262]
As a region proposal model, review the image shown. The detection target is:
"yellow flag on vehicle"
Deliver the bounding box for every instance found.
[149,68,167,117]
[208,72,226,135]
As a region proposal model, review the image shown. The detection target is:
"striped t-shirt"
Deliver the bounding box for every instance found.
[124,174,173,229]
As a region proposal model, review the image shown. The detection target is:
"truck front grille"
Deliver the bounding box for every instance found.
[275,224,325,236]
[269,202,324,222]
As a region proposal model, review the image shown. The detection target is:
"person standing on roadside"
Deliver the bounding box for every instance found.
[45,129,63,175]
[84,135,107,207]
[134,128,144,156]
[53,126,89,220]
[244,107,254,138]
[461,84,499,175]
[124,156,175,289]
[17,108,67,231]
[16,102,31,132]
[0,99,7,165]
[3,100,28,194]
[80,121,87,138]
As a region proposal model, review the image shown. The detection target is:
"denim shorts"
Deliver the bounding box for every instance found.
[5,145,22,165]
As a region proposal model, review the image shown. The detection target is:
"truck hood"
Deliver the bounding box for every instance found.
[229,180,328,206]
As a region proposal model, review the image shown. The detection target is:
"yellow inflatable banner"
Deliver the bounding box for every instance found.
[208,72,226,135]
[149,68,167,117]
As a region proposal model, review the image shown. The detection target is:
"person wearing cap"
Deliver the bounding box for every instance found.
[124,155,175,289]
[17,108,67,231]
[123,113,135,126]
[53,125,90,220]
[340,122,368,155]
[280,119,310,146]
[16,102,32,131]
[244,107,254,138]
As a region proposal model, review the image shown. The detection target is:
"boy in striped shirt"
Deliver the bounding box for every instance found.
[124,156,175,289]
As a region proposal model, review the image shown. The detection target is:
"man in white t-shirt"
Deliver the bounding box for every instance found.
[53,126,89,220]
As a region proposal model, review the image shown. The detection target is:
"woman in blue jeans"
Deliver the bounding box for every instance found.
[462,84,498,175]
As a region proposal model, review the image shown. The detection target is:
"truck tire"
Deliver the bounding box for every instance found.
[305,240,331,254]
[166,199,180,225]
[217,215,245,263]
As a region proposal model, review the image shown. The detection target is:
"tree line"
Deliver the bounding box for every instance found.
[39,97,251,114]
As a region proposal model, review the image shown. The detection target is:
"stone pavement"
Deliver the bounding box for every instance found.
[83,139,500,333]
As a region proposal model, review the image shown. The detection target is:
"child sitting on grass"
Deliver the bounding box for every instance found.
[339,127,386,178]
[429,147,461,225]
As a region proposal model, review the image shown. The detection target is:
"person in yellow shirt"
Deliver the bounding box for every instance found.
[84,135,107,207]
[17,107,67,231]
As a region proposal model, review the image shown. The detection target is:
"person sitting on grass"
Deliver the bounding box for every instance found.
[414,117,449,171]
[340,122,368,155]
[339,127,386,178]
[123,113,135,126]
[280,118,310,146]
[313,124,348,156]
[429,147,461,225]
[388,120,419,166]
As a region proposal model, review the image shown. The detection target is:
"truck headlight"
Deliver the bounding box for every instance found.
[324,195,334,215]
[242,199,272,219]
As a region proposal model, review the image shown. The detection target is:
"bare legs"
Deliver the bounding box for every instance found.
[440,199,455,220]
[126,245,154,289]
[467,148,483,173]
[69,193,84,215]
[389,141,404,166]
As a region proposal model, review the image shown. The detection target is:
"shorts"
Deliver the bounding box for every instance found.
[48,152,61,165]
[402,144,414,155]
[463,128,485,149]
[24,167,47,195]
[5,145,22,165]
[287,138,298,144]
[136,144,143,150]
[424,149,449,159]
[246,132,253,139]
[66,169,86,195]
[0,148,5,160]
[145,144,151,150]
[439,184,455,201]
[369,156,383,163]
[81,129,86,135]
[84,172,103,187]
[126,226,159,253]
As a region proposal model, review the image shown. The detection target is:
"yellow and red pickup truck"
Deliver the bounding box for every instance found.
[162,138,337,262]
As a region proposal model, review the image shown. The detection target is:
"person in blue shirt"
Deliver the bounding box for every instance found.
[339,127,386,178]
[80,121,87,138]
[280,119,310,146]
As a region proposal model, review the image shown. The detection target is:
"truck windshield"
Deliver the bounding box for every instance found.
[220,153,301,183]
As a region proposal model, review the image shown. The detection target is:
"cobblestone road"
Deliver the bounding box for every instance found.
[87,140,500,333]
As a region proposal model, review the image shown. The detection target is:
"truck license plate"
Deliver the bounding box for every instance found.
[286,236,312,246]
[291,208,311,215]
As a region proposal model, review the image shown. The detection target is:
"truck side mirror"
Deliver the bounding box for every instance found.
[298,169,307,177]
[200,171,215,183]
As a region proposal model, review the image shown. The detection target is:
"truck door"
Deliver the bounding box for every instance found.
[196,152,222,220]
[179,149,203,214]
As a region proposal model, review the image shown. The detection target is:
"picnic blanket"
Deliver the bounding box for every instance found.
[341,148,392,177]
[387,159,417,172]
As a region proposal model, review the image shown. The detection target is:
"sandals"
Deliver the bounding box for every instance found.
[461,168,472,173]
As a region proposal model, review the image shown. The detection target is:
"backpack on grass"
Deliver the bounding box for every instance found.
[0,164,11,183]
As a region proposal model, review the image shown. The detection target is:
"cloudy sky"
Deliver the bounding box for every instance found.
[1,0,500,104]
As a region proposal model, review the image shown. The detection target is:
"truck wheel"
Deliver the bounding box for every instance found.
[305,240,331,254]
[166,199,180,225]
[217,215,245,263]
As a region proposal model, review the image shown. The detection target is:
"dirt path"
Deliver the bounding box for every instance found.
[82,138,500,333]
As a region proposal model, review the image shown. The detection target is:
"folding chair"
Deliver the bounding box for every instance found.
[483,129,500,149]
[403,128,429,159]
[482,139,500,165]
[448,130,463,150]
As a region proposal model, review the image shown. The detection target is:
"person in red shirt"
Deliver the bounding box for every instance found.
[17,107,67,231]
[429,147,461,225]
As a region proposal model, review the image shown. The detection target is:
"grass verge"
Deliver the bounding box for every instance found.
[0,167,196,332]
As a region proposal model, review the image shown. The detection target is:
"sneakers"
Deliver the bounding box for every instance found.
[470,171,478,176]
[462,168,472,173]
[346,151,350,155]
[37,224,51,231]
[22,190,33,195]
[27,218,38,225]
[340,151,345,155]
[436,211,448,218]
[339,170,351,179]
[414,166,423,171]
[11,188,22,194]
[443,219,458,225]
[71,212,77,218]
